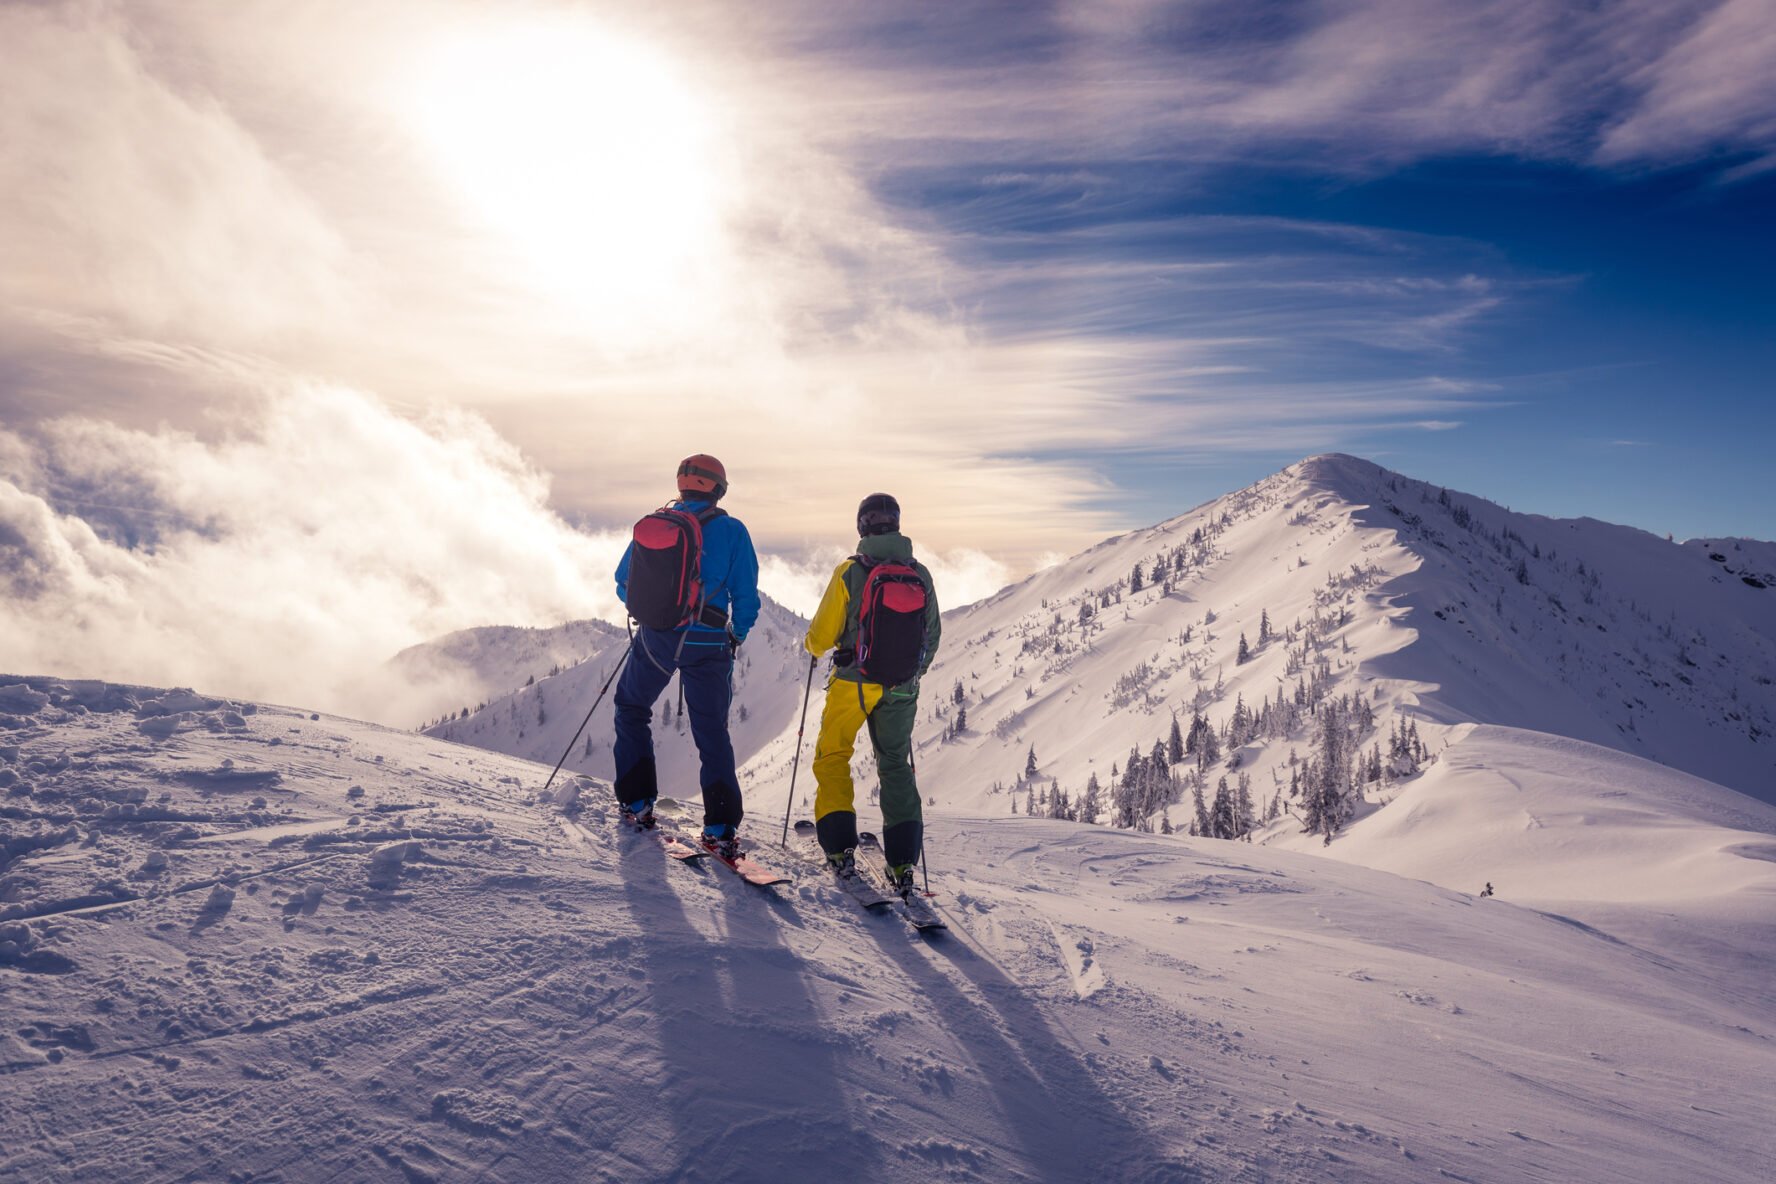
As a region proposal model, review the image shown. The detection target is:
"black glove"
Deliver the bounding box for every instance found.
[728,634,743,657]
[832,647,856,668]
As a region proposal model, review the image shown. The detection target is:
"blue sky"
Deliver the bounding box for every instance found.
[808,0,1776,542]
[987,153,1776,539]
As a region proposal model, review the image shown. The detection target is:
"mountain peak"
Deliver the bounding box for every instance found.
[905,448,1776,817]
[1291,452,1391,498]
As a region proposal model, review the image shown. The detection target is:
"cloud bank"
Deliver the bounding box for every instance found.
[0,381,626,725]
[0,372,1013,723]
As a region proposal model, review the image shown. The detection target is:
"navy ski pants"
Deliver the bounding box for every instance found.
[612,627,742,829]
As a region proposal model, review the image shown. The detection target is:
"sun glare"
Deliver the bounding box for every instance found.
[406,21,734,349]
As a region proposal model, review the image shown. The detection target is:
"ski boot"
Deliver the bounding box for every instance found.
[620,798,657,829]
[701,824,741,863]
[826,848,861,882]
[885,862,918,898]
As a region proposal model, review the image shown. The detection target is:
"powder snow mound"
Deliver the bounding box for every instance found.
[1270,723,1776,972]
[2,676,1773,1182]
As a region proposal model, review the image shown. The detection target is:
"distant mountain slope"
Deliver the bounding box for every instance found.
[424,595,812,803]
[390,618,626,728]
[896,454,1775,835]
[1685,536,1776,591]
[2,673,1772,1183]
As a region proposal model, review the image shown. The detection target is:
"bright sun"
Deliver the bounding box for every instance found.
[405,20,733,347]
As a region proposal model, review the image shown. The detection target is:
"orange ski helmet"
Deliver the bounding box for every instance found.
[676,454,728,500]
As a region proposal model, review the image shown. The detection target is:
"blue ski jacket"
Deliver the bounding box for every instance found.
[615,499,761,644]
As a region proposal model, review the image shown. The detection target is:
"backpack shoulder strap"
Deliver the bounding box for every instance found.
[697,507,727,524]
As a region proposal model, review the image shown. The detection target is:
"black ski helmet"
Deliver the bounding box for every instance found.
[857,492,900,537]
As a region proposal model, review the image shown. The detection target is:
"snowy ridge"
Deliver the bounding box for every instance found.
[1,674,1772,1182]
[1685,536,1776,592]
[390,617,626,729]
[424,594,813,799]
[882,454,1774,849]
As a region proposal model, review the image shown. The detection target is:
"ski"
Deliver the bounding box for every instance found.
[877,879,947,931]
[797,825,894,910]
[806,834,895,908]
[890,887,947,932]
[641,799,787,883]
[831,871,894,911]
[793,820,927,920]
[853,833,947,932]
[619,810,707,861]
[698,837,792,887]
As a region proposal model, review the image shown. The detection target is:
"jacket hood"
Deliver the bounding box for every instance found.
[856,532,914,562]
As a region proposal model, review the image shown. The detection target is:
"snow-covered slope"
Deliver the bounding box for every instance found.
[424,595,812,801]
[3,674,1773,1183]
[389,617,626,728]
[1282,722,1776,993]
[1686,536,1776,592]
[897,454,1775,831]
[1310,724,1776,911]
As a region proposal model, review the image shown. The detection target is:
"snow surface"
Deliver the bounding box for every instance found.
[1312,724,1776,910]
[2,674,1774,1182]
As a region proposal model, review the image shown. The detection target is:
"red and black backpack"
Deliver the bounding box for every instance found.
[852,557,929,687]
[626,506,726,630]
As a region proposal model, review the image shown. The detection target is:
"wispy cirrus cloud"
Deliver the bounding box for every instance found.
[783,0,1773,177]
[1596,0,1776,174]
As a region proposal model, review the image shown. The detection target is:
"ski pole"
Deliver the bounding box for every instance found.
[779,654,818,845]
[541,636,635,798]
[913,749,933,896]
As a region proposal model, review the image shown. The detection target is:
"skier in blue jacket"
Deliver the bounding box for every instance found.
[612,455,761,855]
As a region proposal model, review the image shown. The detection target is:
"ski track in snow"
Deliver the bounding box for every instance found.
[1,680,1773,1182]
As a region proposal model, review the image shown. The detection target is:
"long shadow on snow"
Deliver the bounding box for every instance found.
[616,829,865,1184]
[856,918,1204,1184]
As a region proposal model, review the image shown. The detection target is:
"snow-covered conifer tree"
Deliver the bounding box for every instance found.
[1210,776,1234,839]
